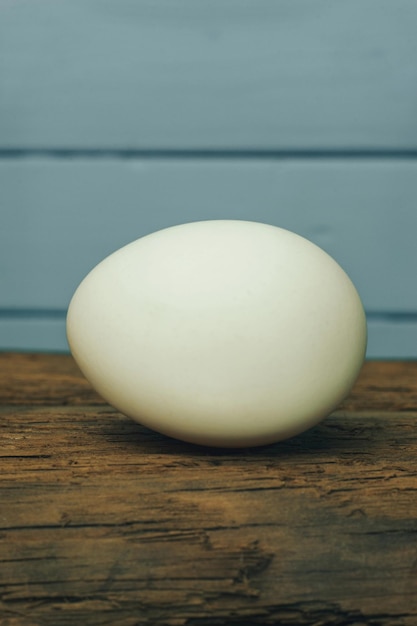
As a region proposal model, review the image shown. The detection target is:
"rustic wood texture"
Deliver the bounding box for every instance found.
[1,354,417,625]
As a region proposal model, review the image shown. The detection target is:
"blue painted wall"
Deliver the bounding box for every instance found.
[1,0,416,358]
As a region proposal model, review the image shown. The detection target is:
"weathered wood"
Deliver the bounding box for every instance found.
[0,353,101,405]
[1,354,417,625]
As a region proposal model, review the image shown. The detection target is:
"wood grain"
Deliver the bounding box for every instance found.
[1,354,417,624]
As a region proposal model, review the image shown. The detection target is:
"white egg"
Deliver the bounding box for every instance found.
[67,220,367,447]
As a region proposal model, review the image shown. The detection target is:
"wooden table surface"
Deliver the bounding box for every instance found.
[1,354,417,626]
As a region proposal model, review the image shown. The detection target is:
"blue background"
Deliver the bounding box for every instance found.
[1,0,417,358]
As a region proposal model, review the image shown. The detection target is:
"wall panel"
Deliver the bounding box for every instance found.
[1,1,416,357]
[1,0,416,150]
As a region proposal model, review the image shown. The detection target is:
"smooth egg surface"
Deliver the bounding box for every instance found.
[67,220,367,447]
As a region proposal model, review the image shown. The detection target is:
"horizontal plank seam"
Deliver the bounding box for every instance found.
[0,309,68,319]
[2,309,417,322]
[3,149,417,160]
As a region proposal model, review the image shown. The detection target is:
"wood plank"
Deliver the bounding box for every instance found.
[0,353,101,405]
[1,0,417,149]
[1,355,417,624]
[366,318,417,359]
[0,353,417,412]
[0,316,67,353]
[1,158,417,313]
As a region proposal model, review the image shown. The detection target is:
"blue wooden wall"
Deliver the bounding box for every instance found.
[1,0,417,358]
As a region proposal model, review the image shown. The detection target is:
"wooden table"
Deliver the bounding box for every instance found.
[1,354,417,626]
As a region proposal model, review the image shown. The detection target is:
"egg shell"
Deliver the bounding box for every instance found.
[67,220,367,447]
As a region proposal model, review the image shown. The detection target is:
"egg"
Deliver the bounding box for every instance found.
[66,220,367,447]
